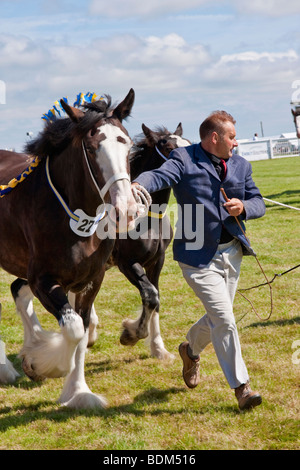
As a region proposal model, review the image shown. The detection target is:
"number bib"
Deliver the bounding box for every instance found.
[69,208,106,237]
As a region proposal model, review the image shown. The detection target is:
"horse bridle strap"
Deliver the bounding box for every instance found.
[155,145,168,161]
[99,172,130,200]
[82,142,130,201]
[45,156,106,225]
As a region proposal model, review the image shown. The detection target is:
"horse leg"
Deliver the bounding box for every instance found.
[0,302,20,384]
[59,279,106,409]
[68,292,98,348]
[119,262,160,347]
[10,278,46,381]
[87,303,98,347]
[58,329,107,409]
[13,275,84,381]
[146,258,175,360]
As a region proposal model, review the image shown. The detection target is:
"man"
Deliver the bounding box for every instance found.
[132,111,265,410]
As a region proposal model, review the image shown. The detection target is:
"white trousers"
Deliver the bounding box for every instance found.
[179,239,249,389]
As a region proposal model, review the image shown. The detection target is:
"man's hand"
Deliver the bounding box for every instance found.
[223,198,245,217]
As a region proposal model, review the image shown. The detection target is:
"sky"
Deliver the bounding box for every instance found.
[0,0,300,151]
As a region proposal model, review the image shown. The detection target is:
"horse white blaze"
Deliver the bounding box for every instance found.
[96,123,137,228]
[170,135,191,147]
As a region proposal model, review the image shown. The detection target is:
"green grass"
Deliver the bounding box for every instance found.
[0,156,299,450]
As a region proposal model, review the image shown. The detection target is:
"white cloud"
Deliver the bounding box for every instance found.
[128,34,210,69]
[232,0,300,17]
[0,34,46,67]
[15,33,210,95]
[88,0,300,18]
[1,21,300,150]
[203,48,300,101]
[2,30,299,107]
[218,50,298,65]
[89,0,211,18]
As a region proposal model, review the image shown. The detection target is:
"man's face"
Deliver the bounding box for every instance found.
[213,122,238,159]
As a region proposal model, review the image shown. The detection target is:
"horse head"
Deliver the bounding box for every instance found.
[291,108,300,139]
[129,123,190,182]
[61,89,138,230]
[141,122,191,161]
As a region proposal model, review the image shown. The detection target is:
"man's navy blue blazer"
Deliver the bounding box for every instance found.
[134,143,266,268]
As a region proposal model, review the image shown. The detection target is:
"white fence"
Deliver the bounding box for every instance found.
[236,135,300,161]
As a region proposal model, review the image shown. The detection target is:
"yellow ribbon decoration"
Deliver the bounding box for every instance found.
[0,157,41,198]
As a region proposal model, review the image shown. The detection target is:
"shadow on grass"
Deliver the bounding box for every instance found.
[265,189,300,201]
[245,316,300,329]
[104,387,240,418]
[0,383,240,433]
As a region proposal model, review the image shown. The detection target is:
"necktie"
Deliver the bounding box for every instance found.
[220,159,227,180]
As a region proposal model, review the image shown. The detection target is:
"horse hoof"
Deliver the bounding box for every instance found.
[22,358,46,382]
[120,329,139,346]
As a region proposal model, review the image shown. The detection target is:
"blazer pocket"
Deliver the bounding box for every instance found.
[222,183,245,199]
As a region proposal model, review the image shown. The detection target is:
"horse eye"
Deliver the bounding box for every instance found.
[159,139,167,145]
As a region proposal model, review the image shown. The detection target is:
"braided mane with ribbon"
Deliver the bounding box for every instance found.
[0,156,41,198]
[0,93,104,198]
[41,92,104,122]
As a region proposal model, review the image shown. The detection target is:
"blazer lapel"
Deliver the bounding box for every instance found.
[223,156,238,183]
[193,144,219,180]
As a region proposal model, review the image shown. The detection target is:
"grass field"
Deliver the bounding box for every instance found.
[0,156,299,450]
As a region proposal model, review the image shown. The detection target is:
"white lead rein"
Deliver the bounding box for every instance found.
[131,184,152,217]
[263,197,300,211]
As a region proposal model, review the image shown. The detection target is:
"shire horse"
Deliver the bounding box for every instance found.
[0,89,139,409]
[88,123,190,360]
[291,107,300,138]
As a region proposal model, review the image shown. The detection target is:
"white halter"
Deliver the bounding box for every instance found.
[45,142,130,230]
[155,145,168,161]
[82,142,130,201]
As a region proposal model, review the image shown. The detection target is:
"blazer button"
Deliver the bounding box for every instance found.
[216,238,220,243]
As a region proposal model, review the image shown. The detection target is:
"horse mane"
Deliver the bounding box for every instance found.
[25,96,113,158]
[130,126,170,162]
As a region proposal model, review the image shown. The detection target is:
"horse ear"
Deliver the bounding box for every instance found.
[174,123,183,136]
[113,88,135,122]
[142,123,157,145]
[291,109,296,116]
[60,99,85,123]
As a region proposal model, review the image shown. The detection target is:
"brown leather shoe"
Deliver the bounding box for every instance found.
[235,382,262,410]
[178,341,200,389]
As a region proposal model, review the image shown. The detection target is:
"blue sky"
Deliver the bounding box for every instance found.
[1,0,300,150]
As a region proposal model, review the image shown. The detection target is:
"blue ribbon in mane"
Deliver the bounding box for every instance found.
[0,156,41,198]
[41,92,103,123]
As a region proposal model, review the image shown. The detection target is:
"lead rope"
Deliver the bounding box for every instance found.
[221,188,274,321]
[131,184,152,217]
